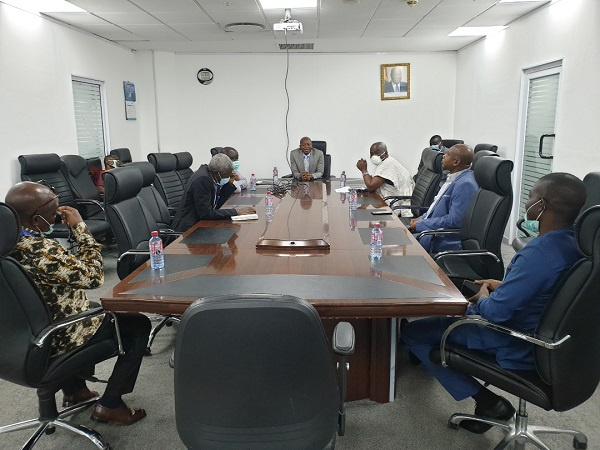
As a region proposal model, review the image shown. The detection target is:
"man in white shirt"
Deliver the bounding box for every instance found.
[222,147,247,193]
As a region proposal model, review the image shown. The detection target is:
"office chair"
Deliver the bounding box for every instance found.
[210,147,224,156]
[85,157,103,186]
[129,162,172,230]
[417,156,514,285]
[388,148,444,225]
[147,152,185,216]
[0,202,121,450]
[471,149,499,170]
[109,147,132,164]
[174,151,194,188]
[512,172,600,252]
[175,294,355,449]
[441,139,464,149]
[312,140,331,180]
[474,143,498,153]
[431,206,600,450]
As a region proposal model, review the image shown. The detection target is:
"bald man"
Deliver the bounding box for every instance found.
[408,144,478,253]
[384,66,408,94]
[6,181,150,425]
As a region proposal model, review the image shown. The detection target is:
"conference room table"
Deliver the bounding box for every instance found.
[101,179,467,403]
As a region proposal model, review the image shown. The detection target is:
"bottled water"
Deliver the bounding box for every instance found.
[349,210,357,231]
[273,167,279,184]
[340,171,346,187]
[370,223,383,259]
[349,188,358,210]
[249,173,257,191]
[265,190,274,216]
[149,231,164,270]
[340,192,346,204]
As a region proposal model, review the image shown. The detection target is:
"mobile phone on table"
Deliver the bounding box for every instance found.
[461,280,480,297]
[371,210,393,216]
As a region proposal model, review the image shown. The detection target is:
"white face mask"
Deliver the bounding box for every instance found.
[370,155,382,166]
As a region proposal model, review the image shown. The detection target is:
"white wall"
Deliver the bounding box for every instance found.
[150,52,457,178]
[0,4,142,196]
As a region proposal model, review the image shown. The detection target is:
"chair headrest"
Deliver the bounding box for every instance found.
[421,148,443,173]
[104,167,143,204]
[441,139,464,149]
[575,206,600,257]
[129,161,156,187]
[174,152,193,170]
[147,153,177,172]
[19,154,61,176]
[474,143,498,153]
[473,156,513,195]
[472,150,499,170]
[86,157,102,173]
[312,141,327,155]
[60,155,87,178]
[210,147,223,156]
[110,148,132,163]
[0,203,21,257]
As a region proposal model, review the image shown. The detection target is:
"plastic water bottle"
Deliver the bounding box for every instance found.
[265,190,274,215]
[370,223,383,259]
[340,192,347,204]
[149,231,164,270]
[349,210,357,231]
[349,187,358,211]
[340,171,346,187]
[273,167,279,184]
[249,173,257,191]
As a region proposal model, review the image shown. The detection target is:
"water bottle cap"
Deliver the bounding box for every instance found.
[251,173,255,176]
[374,222,380,227]
[151,231,159,236]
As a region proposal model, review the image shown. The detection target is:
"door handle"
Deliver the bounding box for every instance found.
[538,134,555,159]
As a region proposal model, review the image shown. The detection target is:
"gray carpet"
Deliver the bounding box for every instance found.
[1,245,598,449]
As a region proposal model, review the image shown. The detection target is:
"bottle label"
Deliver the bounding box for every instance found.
[150,241,163,254]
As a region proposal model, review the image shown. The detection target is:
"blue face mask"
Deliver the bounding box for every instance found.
[431,145,439,150]
[522,199,544,234]
[218,177,230,187]
[232,161,240,171]
[35,215,54,236]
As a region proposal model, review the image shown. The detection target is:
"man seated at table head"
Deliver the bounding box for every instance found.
[221,146,247,193]
[290,137,324,182]
[408,144,477,252]
[172,153,256,232]
[402,173,586,434]
[356,142,413,217]
[5,181,150,425]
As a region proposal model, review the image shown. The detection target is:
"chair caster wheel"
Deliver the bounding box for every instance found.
[448,421,460,430]
[45,426,56,435]
[573,438,587,449]
[145,347,152,356]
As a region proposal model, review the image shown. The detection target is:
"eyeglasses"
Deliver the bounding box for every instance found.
[32,179,60,217]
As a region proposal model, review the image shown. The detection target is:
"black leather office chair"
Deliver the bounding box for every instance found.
[431,206,600,450]
[174,151,194,188]
[388,148,444,225]
[513,171,600,252]
[210,147,223,156]
[109,147,132,164]
[19,153,111,242]
[85,157,103,184]
[0,202,119,450]
[174,294,355,449]
[312,140,331,180]
[147,152,185,216]
[418,156,514,285]
[471,149,499,170]
[474,143,498,153]
[129,162,172,230]
[441,139,464,149]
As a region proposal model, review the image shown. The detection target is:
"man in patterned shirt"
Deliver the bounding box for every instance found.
[6,181,151,425]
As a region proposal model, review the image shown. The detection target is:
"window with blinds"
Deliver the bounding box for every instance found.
[71,78,107,160]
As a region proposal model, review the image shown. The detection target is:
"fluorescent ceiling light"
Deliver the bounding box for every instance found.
[449,26,507,37]
[259,0,317,10]
[1,0,85,13]
[499,0,549,3]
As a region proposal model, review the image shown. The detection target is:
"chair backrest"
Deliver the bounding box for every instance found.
[174,152,194,188]
[60,154,102,203]
[411,148,444,216]
[471,150,499,170]
[441,139,464,149]
[0,203,53,387]
[210,147,223,156]
[175,294,339,449]
[147,152,185,212]
[535,206,600,411]
[474,143,498,153]
[86,157,103,178]
[110,148,132,164]
[104,167,158,279]
[311,141,329,179]
[19,153,76,207]
[312,140,327,156]
[459,156,514,279]
[580,172,600,215]
[129,161,172,228]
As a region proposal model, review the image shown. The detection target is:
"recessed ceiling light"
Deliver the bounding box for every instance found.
[224,22,267,32]
[448,26,507,37]
[2,0,85,13]
[259,0,317,10]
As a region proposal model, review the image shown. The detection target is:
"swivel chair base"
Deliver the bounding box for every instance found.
[0,397,110,450]
[448,398,587,450]
[146,315,181,355]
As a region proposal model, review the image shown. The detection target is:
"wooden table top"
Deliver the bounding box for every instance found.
[101,180,467,318]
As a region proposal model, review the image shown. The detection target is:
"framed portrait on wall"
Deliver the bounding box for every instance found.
[380,63,410,101]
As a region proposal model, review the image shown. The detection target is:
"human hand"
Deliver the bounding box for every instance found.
[235,207,256,216]
[356,159,368,172]
[408,218,420,233]
[468,283,490,304]
[475,279,502,291]
[301,172,312,181]
[57,206,83,228]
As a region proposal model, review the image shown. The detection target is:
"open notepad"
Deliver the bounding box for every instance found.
[231,213,259,221]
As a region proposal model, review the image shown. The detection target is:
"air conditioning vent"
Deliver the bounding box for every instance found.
[279,43,314,50]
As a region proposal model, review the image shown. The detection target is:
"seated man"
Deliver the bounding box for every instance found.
[93,156,122,195]
[408,144,477,253]
[221,147,247,193]
[402,173,586,433]
[356,142,413,217]
[5,181,151,425]
[172,153,256,232]
[290,137,324,181]
[414,134,448,182]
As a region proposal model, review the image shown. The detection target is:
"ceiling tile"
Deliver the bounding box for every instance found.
[130,0,203,13]
[201,0,262,12]
[78,23,146,40]
[123,24,190,40]
[94,12,162,25]
[467,2,544,26]
[43,12,109,26]
[169,23,227,38]
[153,11,214,24]
[67,0,141,14]
[209,10,267,24]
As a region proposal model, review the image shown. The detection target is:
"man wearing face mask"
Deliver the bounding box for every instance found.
[172,153,256,232]
[414,135,448,183]
[402,173,586,434]
[356,142,413,217]
[222,147,247,193]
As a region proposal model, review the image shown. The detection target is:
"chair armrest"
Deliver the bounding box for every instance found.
[415,228,461,241]
[167,207,177,216]
[158,229,183,237]
[392,205,429,213]
[35,307,105,348]
[439,316,571,368]
[333,322,355,356]
[433,249,501,265]
[117,249,150,263]
[516,218,531,237]
[73,198,104,212]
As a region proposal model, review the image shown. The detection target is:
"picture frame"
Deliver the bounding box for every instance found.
[380,63,410,101]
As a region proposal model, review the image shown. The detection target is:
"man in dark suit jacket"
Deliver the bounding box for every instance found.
[384,66,408,93]
[172,153,255,232]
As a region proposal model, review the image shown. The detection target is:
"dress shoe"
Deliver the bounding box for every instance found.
[62,388,99,408]
[460,396,515,434]
[91,403,147,425]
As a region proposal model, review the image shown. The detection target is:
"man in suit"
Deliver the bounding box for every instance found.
[290,137,324,181]
[402,173,586,433]
[172,153,255,232]
[384,66,408,94]
[408,144,478,253]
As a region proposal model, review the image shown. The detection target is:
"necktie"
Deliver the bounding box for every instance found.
[394,84,399,93]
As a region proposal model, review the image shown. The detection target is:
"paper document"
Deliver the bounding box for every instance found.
[335,186,350,193]
[231,214,259,221]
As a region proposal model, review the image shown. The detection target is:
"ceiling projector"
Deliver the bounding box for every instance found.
[273,8,303,34]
